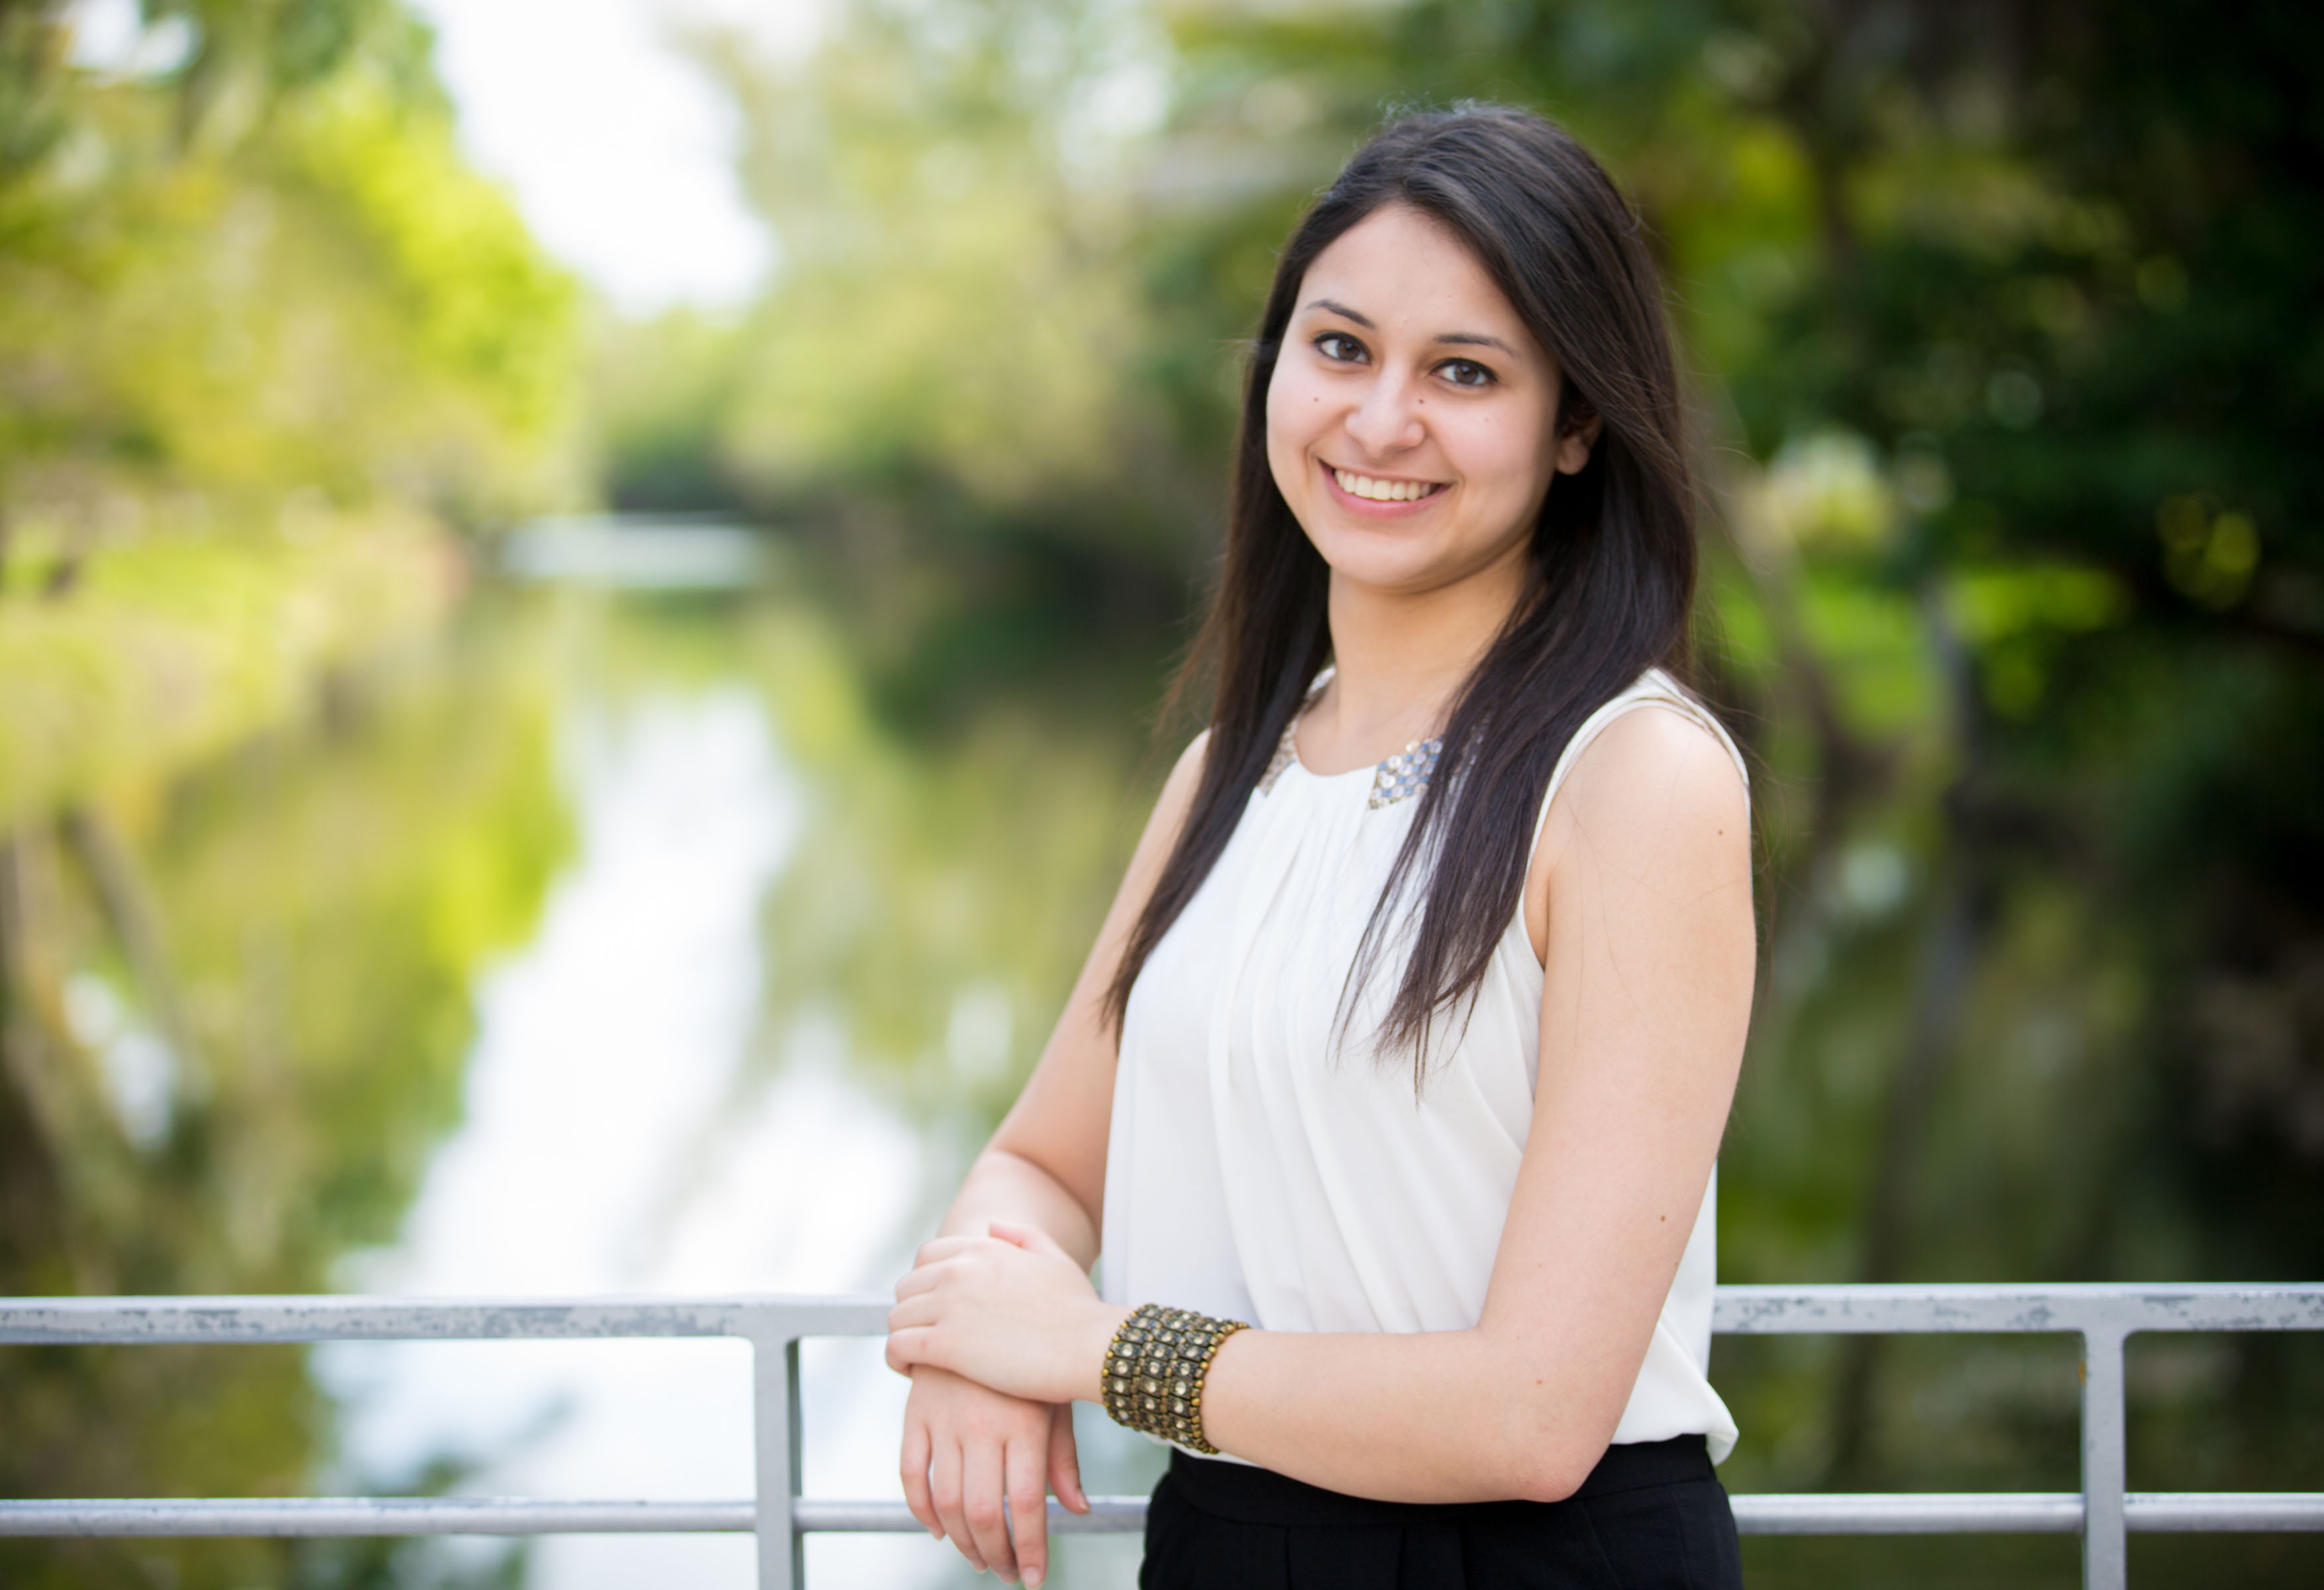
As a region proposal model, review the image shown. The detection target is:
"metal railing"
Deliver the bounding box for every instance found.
[3,1284,2320,1589]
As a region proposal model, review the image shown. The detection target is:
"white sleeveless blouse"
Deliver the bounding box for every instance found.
[1100,667,1742,1463]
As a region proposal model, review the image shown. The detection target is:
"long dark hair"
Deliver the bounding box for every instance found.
[1106,104,1702,1079]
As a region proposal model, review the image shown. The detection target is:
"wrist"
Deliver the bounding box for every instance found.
[1078,1300,1132,1403]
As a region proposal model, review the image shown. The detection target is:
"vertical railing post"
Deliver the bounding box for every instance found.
[2080,1322,2129,1590]
[749,1315,806,1590]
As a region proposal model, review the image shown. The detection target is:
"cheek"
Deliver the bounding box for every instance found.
[1455,414,1558,506]
[1264,364,1318,486]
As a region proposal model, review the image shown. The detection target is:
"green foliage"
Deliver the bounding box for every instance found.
[0,505,458,829]
[586,307,752,511]
[673,0,1213,567]
[265,66,579,468]
[703,1,1147,509]
[0,3,576,519]
[0,0,581,845]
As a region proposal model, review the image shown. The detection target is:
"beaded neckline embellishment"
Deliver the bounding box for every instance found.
[1367,737,1443,809]
[1257,717,1445,810]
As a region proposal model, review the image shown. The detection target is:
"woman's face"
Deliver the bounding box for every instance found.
[1265,203,1596,598]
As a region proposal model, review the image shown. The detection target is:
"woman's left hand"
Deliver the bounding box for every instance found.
[887,1221,1128,1405]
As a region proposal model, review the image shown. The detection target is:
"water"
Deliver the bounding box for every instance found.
[306,584,1158,1588]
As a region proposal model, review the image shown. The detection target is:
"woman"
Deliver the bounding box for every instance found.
[887,103,1754,1590]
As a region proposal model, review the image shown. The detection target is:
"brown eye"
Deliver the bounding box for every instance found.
[1440,358,1494,388]
[1315,333,1366,363]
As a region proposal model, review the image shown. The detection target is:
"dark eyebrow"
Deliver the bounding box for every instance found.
[1304,297,1375,329]
[1301,299,1516,357]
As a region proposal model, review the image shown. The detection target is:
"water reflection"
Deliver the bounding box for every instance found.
[318,666,890,1586]
[317,593,1159,1588]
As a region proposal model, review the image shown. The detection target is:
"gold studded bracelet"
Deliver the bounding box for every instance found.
[1100,1302,1249,1456]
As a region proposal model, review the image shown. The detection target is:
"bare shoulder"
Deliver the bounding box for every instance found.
[1154,729,1210,823]
[1128,729,1212,874]
[1534,704,1749,884]
[1166,727,1212,794]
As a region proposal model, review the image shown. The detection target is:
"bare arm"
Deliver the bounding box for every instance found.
[894,707,1754,1504]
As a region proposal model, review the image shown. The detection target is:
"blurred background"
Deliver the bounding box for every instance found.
[1,0,2319,1585]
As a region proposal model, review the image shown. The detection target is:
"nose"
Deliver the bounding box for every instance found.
[1343,369,1426,459]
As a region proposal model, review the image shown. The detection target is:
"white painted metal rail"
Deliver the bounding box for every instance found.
[2,1284,2319,1589]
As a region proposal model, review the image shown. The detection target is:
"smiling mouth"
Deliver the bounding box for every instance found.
[1330,466,1447,504]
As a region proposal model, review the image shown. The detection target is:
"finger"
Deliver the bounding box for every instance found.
[893,1261,949,1302]
[913,1235,982,1267]
[1047,1402,1088,1513]
[931,1436,986,1572]
[886,1294,940,1336]
[900,1410,941,1538]
[886,1324,941,1376]
[886,1324,931,1377]
[962,1436,1020,1583]
[1007,1426,1051,1589]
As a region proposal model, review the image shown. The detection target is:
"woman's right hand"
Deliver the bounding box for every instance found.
[901,1364,1087,1587]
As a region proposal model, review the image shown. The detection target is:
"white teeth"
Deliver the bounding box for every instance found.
[1332,468,1439,503]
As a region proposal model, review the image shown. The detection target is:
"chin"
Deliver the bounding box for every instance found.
[1307,525,1455,592]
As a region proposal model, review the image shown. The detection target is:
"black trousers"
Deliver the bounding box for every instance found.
[1139,1436,1743,1590]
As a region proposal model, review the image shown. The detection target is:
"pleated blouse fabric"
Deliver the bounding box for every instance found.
[1100,666,1743,1464]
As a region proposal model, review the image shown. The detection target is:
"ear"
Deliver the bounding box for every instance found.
[1555,399,1604,476]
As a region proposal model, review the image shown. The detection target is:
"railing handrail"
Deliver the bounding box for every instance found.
[3,1283,2321,1590]
[0,1292,891,1343]
[11,1279,2319,1336]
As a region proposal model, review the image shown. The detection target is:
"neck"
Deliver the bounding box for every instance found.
[1318,547,1527,753]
